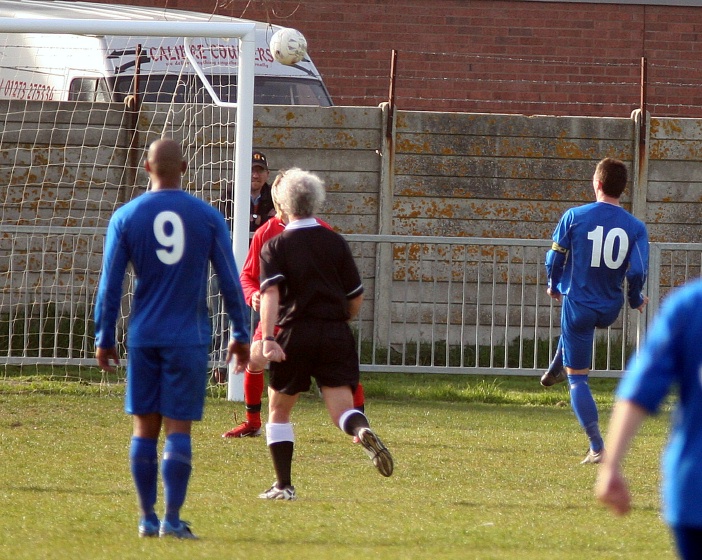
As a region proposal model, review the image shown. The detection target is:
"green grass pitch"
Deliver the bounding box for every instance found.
[0,374,675,559]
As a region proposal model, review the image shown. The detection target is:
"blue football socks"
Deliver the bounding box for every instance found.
[568,374,604,453]
[130,436,159,523]
[161,433,192,527]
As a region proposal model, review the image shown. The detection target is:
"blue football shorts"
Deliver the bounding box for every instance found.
[125,345,209,421]
[560,297,621,370]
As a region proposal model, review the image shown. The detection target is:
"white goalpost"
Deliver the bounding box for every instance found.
[0,16,256,268]
[0,15,256,400]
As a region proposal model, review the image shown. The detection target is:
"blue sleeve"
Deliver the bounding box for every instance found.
[545,213,571,293]
[545,248,567,292]
[209,215,250,344]
[625,222,649,309]
[94,216,130,349]
[617,283,691,413]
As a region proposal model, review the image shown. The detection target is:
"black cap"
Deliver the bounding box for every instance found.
[252,151,268,170]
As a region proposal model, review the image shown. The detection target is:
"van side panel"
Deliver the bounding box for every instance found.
[0,33,109,101]
[0,0,332,105]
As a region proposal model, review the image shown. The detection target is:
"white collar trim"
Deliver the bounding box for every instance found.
[286,218,319,230]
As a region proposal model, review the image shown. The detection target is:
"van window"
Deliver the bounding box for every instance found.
[68,78,111,102]
[113,74,332,106]
[255,77,332,106]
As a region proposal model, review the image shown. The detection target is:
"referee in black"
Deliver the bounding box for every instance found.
[257,168,393,500]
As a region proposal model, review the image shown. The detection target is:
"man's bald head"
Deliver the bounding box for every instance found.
[145,138,186,189]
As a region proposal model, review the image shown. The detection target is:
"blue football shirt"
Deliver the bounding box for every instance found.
[546,201,649,312]
[617,279,702,527]
[94,189,249,349]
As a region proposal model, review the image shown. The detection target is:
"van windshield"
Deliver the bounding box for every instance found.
[113,74,332,106]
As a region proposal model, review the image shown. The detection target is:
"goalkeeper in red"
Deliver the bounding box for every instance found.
[94,139,250,538]
[541,157,649,464]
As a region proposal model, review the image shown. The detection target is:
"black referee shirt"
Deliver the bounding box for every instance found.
[260,219,363,327]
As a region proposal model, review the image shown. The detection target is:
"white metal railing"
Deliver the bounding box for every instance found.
[1,226,700,377]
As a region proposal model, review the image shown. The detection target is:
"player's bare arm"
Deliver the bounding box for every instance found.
[251,290,261,312]
[595,400,648,516]
[96,346,120,373]
[347,293,363,320]
[547,287,562,301]
[226,340,250,373]
[260,284,286,362]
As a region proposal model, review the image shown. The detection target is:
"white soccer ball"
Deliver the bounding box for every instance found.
[270,28,308,65]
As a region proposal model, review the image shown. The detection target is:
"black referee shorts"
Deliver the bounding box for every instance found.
[269,320,360,395]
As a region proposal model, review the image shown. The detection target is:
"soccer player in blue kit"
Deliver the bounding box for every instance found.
[94,138,250,538]
[596,278,702,560]
[540,158,649,464]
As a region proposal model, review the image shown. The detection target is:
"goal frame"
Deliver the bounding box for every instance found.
[0,16,256,270]
[0,17,257,400]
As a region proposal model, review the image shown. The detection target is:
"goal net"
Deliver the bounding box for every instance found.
[0,10,256,396]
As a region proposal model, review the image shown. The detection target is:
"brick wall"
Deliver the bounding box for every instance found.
[79,0,702,118]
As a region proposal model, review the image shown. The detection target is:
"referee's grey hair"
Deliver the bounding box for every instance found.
[276,168,326,218]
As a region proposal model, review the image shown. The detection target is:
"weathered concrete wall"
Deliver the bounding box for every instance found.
[392,111,637,239]
[648,117,702,242]
[3,100,702,366]
[0,102,132,228]
[2,100,700,240]
[249,104,384,234]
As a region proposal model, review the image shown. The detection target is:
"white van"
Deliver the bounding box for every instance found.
[0,0,333,106]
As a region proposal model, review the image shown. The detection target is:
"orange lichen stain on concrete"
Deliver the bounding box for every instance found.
[658,119,683,136]
[395,186,426,197]
[555,139,587,159]
[285,111,296,121]
[499,138,542,158]
[403,207,423,219]
[468,203,490,218]
[402,200,460,219]
[431,201,457,219]
[361,195,375,207]
[335,130,358,148]
[405,243,422,261]
[331,110,346,126]
[9,170,31,186]
[686,143,702,159]
[493,247,509,260]
[271,132,290,144]
[648,141,670,160]
[491,205,514,219]
[394,113,408,128]
[396,138,430,154]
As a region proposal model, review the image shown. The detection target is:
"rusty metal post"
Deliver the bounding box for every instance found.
[630,56,650,340]
[640,57,652,336]
[632,56,649,221]
[379,49,397,236]
[386,49,397,142]
[639,56,647,156]
[123,43,142,202]
[374,50,399,348]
